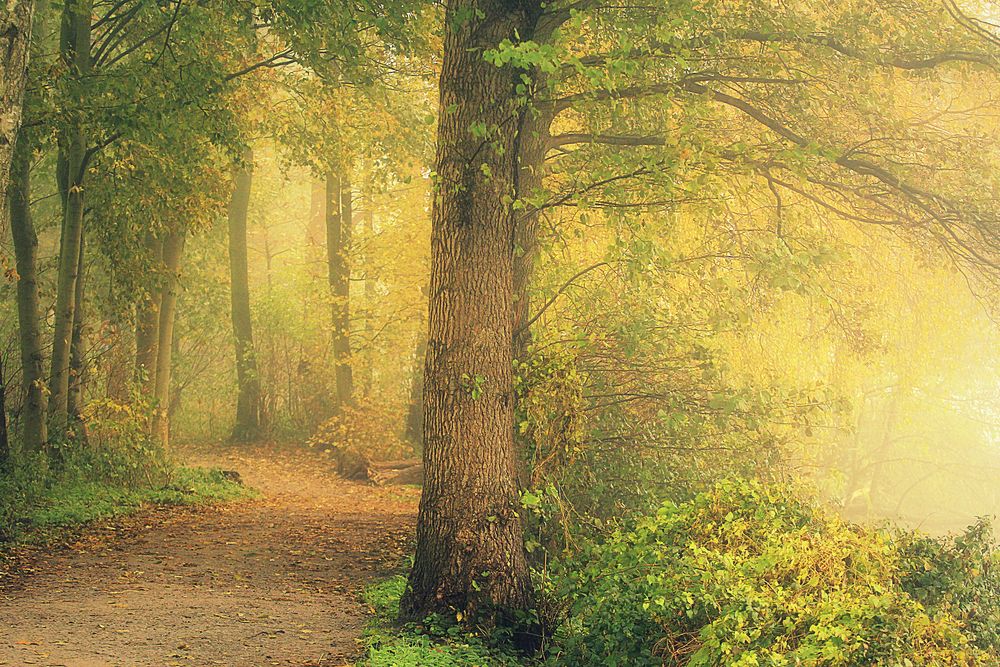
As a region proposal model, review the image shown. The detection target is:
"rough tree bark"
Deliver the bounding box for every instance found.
[400,0,543,637]
[228,149,261,442]
[0,0,35,206]
[510,108,555,486]
[9,123,47,452]
[135,233,164,395]
[48,0,91,436]
[152,231,185,450]
[326,167,353,408]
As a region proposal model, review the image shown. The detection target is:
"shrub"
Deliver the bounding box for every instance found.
[897,518,1000,652]
[516,347,661,558]
[75,396,169,487]
[307,400,413,462]
[546,479,991,666]
[0,452,46,541]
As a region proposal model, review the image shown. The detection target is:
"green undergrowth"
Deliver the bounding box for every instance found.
[357,575,523,667]
[539,479,1000,666]
[357,480,1000,667]
[1,456,254,546]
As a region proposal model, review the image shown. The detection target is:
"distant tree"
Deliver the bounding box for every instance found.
[135,234,164,395]
[153,231,186,449]
[228,149,262,441]
[326,166,354,408]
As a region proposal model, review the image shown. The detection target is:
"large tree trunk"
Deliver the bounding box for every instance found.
[326,167,353,407]
[511,108,554,485]
[135,233,164,395]
[400,0,542,636]
[9,124,47,453]
[228,149,261,442]
[152,231,185,450]
[48,0,91,436]
[0,0,35,207]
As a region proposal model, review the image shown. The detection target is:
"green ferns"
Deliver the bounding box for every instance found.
[547,480,997,666]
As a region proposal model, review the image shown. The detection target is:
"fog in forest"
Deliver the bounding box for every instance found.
[3,0,1000,664]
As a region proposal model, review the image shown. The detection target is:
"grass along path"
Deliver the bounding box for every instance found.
[0,442,419,667]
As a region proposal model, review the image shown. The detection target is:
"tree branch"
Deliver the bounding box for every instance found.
[548,133,667,148]
[517,261,611,335]
[730,30,999,70]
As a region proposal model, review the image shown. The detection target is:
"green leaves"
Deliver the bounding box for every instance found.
[548,480,994,665]
[484,39,561,74]
[521,490,541,507]
[459,373,487,400]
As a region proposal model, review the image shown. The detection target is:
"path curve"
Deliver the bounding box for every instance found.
[0,443,418,667]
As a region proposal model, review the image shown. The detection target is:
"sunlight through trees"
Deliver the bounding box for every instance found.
[2,0,1000,664]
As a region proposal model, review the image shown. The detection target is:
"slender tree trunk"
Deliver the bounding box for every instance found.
[512,107,553,362]
[307,179,325,248]
[0,0,35,206]
[0,354,9,465]
[400,0,542,637]
[404,332,426,444]
[326,167,353,407]
[104,315,130,402]
[135,233,163,395]
[228,149,261,441]
[152,231,185,450]
[67,235,87,422]
[9,123,47,452]
[167,330,182,426]
[362,165,375,397]
[48,0,91,436]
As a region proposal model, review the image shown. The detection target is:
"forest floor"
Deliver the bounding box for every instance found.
[0,442,420,667]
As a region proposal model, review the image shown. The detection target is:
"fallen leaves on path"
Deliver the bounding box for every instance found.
[0,442,419,667]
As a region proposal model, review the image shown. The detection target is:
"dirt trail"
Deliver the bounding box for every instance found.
[0,443,419,667]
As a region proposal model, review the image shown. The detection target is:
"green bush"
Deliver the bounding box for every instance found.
[897,518,1000,652]
[0,452,47,541]
[72,396,170,487]
[546,479,992,666]
[0,394,257,543]
[0,454,254,544]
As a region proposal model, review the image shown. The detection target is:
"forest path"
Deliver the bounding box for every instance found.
[0,442,419,667]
